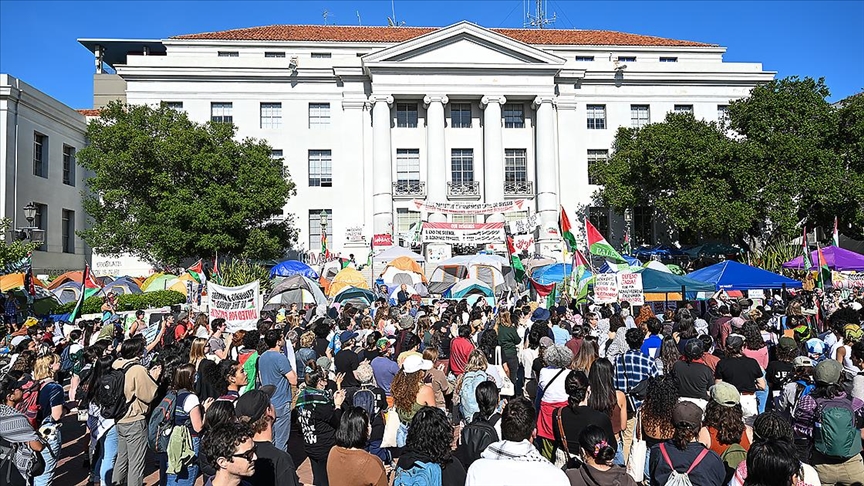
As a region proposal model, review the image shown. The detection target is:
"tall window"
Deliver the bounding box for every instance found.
[450,103,472,128]
[397,208,421,234]
[396,149,420,188]
[674,105,693,114]
[451,149,474,183]
[308,150,332,187]
[211,102,233,123]
[505,149,527,183]
[260,103,282,129]
[631,105,650,128]
[588,207,610,241]
[308,209,332,251]
[633,206,655,246]
[396,103,418,128]
[62,145,75,186]
[34,203,47,251]
[62,209,75,254]
[309,103,331,127]
[586,105,606,130]
[503,104,524,128]
[33,133,47,178]
[587,149,608,185]
[717,105,730,122]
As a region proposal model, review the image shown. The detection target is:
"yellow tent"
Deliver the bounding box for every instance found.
[0,273,47,293]
[140,272,165,292]
[328,267,369,297]
[168,279,189,296]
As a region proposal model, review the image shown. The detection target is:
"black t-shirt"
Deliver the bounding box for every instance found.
[553,405,617,453]
[249,440,300,486]
[765,360,795,392]
[334,348,361,388]
[714,356,762,393]
[313,337,330,358]
[531,356,544,380]
[672,361,714,400]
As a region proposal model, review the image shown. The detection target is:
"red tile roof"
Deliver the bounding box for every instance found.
[77,109,101,116]
[172,25,715,47]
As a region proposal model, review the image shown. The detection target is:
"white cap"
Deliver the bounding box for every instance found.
[402,354,433,374]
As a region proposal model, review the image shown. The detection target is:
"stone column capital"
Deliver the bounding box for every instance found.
[368,94,394,105]
[480,95,507,108]
[423,94,449,107]
[532,95,556,109]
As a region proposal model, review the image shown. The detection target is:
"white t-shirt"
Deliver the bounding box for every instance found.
[538,367,569,403]
[181,392,200,414]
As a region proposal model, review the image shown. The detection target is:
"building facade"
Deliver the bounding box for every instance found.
[80,22,774,262]
[0,74,90,274]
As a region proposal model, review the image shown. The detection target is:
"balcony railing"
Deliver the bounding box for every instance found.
[447,181,481,199]
[504,180,534,197]
[392,180,426,198]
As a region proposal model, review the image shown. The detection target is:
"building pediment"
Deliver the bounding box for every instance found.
[362,21,565,69]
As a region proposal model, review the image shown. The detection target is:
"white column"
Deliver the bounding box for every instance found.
[534,95,558,243]
[481,95,506,223]
[423,94,448,223]
[369,94,394,238]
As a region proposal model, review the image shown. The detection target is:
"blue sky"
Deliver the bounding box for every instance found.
[1,0,862,109]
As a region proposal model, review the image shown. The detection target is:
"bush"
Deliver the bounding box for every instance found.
[54,290,187,314]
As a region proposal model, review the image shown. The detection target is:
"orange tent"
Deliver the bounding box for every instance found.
[0,273,47,293]
[47,271,84,290]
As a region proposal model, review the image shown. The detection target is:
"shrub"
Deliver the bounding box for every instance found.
[54,290,187,314]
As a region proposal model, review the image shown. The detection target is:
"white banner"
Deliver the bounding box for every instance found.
[422,222,505,244]
[616,272,644,306]
[833,272,864,288]
[594,274,619,303]
[512,234,535,253]
[412,199,528,215]
[508,213,540,235]
[207,281,261,332]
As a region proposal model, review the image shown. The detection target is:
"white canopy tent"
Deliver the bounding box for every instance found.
[373,246,425,264]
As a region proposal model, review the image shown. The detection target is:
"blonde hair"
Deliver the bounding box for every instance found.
[189,337,207,364]
[464,349,489,373]
[33,354,59,381]
[300,331,316,348]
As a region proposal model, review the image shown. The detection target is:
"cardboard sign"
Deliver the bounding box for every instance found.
[616,272,645,306]
[372,234,393,247]
[421,222,505,244]
[594,274,619,304]
[207,281,261,332]
[833,271,864,288]
[512,234,535,252]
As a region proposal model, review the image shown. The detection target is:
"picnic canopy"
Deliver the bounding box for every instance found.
[270,260,319,280]
[327,267,369,297]
[373,246,425,264]
[263,274,327,310]
[781,245,864,272]
[687,260,802,291]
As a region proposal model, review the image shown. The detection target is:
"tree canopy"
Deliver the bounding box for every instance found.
[0,219,40,271]
[77,101,297,266]
[592,77,864,247]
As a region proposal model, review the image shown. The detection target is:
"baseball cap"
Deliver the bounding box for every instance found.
[777,337,797,353]
[710,381,740,408]
[402,354,433,373]
[813,359,843,384]
[671,401,703,428]
[683,339,704,360]
[339,330,359,344]
[806,338,826,355]
[235,386,275,423]
[316,356,332,371]
[793,356,814,368]
[376,337,395,351]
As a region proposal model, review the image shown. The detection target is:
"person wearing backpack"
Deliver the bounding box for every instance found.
[456,381,501,468]
[792,358,864,484]
[396,406,466,486]
[700,382,751,483]
[648,401,725,486]
[345,362,388,463]
[109,336,161,486]
[63,330,84,407]
[155,364,206,486]
[31,354,63,486]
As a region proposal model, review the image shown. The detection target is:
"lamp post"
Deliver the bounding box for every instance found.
[16,202,44,244]
[319,210,328,256]
[623,208,633,254]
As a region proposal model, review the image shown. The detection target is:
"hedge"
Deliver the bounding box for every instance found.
[54,290,187,315]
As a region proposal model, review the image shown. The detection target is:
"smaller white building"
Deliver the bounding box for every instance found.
[0,74,90,273]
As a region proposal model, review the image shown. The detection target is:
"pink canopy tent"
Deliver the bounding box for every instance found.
[781,245,864,272]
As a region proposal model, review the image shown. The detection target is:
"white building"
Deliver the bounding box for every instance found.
[79,22,774,262]
[0,74,90,274]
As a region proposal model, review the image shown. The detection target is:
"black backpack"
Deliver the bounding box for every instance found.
[97,361,138,420]
[458,413,500,468]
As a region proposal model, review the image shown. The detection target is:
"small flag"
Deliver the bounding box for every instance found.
[585,218,627,262]
[559,206,578,251]
[506,236,525,283]
[833,216,839,247]
[802,226,813,270]
[70,265,102,322]
[622,231,631,255]
[188,259,205,284]
[23,253,35,297]
[816,243,831,289]
[546,283,558,310]
[529,278,556,297]
[212,253,221,284]
[571,249,591,302]
[321,232,329,259]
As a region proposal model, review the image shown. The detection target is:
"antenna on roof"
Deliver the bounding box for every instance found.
[357,11,362,26]
[322,9,332,25]
[525,0,556,29]
[388,0,406,27]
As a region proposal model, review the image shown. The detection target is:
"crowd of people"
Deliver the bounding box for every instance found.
[0,286,863,486]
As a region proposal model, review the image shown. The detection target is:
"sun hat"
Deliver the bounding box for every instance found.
[402,354,433,374]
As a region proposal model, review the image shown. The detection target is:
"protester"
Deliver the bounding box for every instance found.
[391,354,435,446]
[296,360,346,486]
[396,406,466,486]
[256,329,297,452]
[234,387,300,486]
[326,407,387,486]
[456,381,501,467]
[421,347,451,410]
[701,382,750,478]
[673,339,713,408]
[553,370,616,465]
[30,354,62,486]
[586,358,627,464]
[344,362,388,462]
[0,375,45,486]
[449,325,475,377]
[715,335,765,425]
[648,401,725,486]
[200,422,257,486]
[535,344,573,456]
[565,425,637,486]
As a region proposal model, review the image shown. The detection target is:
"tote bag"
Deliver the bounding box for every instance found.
[626,410,648,482]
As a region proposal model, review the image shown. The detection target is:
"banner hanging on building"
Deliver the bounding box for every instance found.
[422,222,506,244]
[372,234,393,247]
[207,281,261,332]
[616,272,645,306]
[508,213,540,235]
[412,199,528,215]
[594,274,619,304]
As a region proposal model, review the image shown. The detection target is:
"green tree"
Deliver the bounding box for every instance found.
[77,101,297,266]
[0,219,40,271]
[836,93,864,238]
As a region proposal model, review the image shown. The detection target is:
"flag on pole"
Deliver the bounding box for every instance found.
[559,206,578,251]
[212,253,221,284]
[506,236,526,283]
[546,283,558,310]
[585,219,627,262]
[833,216,839,247]
[188,259,205,284]
[70,265,102,322]
[529,278,556,297]
[802,226,813,270]
[23,253,35,298]
[570,249,591,302]
[321,232,329,259]
[622,231,631,255]
[816,243,831,289]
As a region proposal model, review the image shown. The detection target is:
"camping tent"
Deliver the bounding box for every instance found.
[52,281,82,305]
[141,273,176,292]
[635,268,716,300]
[781,245,864,272]
[333,287,376,307]
[531,263,574,285]
[269,260,319,279]
[428,254,513,294]
[381,256,427,285]
[442,278,494,299]
[104,277,143,295]
[263,274,327,310]
[687,260,802,291]
[373,246,425,264]
[328,267,369,297]
[0,273,47,293]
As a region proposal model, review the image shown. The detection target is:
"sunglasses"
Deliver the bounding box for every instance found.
[232,445,257,462]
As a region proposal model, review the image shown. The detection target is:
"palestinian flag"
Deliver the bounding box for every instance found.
[506,236,525,283]
[70,265,102,322]
[23,253,35,298]
[816,243,831,289]
[529,278,556,297]
[833,216,839,247]
[622,231,631,255]
[585,218,626,262]
[321,232,329,259]
[559,206,578,251]
[188,259,205,284]
[571,249,591,302]
[802,226,813,270]
[546,283,558,310]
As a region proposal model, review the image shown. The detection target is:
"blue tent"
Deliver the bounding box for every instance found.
[442,278,494,299]
[269,260,319,280]
[333,287,376,307]
[598,255,642,273]
[635,268,716,298]
[687,260,802,291]
[532,263,570,285]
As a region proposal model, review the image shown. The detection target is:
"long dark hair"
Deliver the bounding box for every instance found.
[587,358,616,416]
[565,370,589,411]
[84,355,115,406]
[744,439,801,486]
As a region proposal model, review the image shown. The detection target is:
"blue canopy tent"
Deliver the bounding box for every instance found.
[269,260,319,280]
[635,268,716,300]
[687,260,802,291]
[597,255,642,273]
[532,263,571,285]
